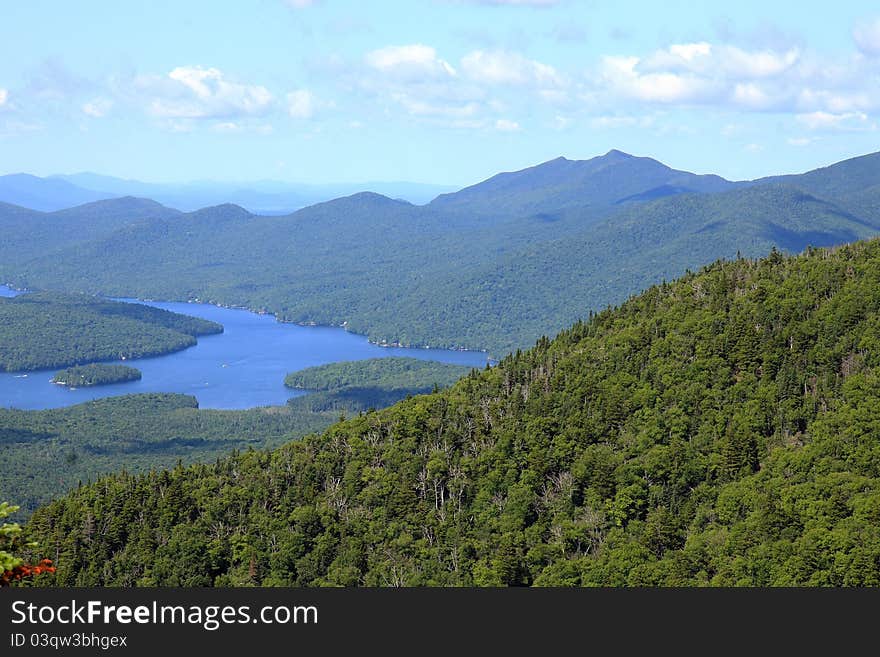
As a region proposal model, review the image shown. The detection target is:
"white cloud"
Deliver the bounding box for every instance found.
[719,46,799,78]
[365,45,456,81]
[0,89,7,107]
[495,118,521,131]
[589,40,875,116]
[286,89,330,119]
[213,121,242,133]
[796,111,875,131]
[552,115,572,130]
[642,42,799,78]
[797,88,874,113]
[461,50,565,87]
[669,42,712,62]
[82,97,113,118]
[600,55,716,104]
[360,45,494,126]
[354,38,838,132]
[731,82,775,110]
[787,137,813,146]
[141,66,273,120]
[744,143,763,153]
[284,0,318,8]
[854,17,880,56]
[358,45,568,131]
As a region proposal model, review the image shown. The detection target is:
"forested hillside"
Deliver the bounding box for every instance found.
[0,292,221,371]
[0,197,179,266]
[24,239,880,586]
[4,151,878,355]
[0,394,331,514]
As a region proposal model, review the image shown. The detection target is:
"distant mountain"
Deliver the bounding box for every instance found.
[50,172,164,196]
[759,150,880,199]
[429,150,740,219]
[758,150,880,219]
[0,171,456,215]
[3,150,878,355]
[50,173,457,212]
[0,173,113,211]
[184,203,253,224]
[50,196,181,222]
[0,196,179,265]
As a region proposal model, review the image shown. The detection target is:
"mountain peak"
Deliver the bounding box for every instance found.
[60,195,167,210]
[347,191,404,203]
[602,149,634,160]
[0,173,114,212]
[49,196,181,220]
[313,191,412,210]
[428,148,738,217]
[186,203,252,222]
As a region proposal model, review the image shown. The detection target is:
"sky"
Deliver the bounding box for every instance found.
[1,0,879,186]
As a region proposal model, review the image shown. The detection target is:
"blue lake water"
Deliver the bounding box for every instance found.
[0,285,489,410]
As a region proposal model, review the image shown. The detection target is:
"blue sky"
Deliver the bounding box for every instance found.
[1,0,879,185]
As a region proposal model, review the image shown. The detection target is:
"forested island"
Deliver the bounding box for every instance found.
[0,291,222,371]
[286,358,473,392]
[51,364,142,387]
[284,358,475,414]
[22,239,880,586]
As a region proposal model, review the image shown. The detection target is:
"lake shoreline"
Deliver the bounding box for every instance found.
[0,285,489,411]
[137,294,494,359]
[4,279,494,358]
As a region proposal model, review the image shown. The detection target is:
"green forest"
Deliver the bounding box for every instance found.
[3,151,878,355]
[2,358,473,514]
[286,358,473,392]
[21,239,880,586]
[52,364,142,387]
[0,292,222,371]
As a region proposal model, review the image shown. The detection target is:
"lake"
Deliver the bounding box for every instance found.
[0,285,489,410]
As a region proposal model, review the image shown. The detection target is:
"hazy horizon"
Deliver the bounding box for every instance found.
[3,145,877,191]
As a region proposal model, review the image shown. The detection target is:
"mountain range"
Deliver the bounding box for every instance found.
[2,149,878,355]
[0,171,457,214]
